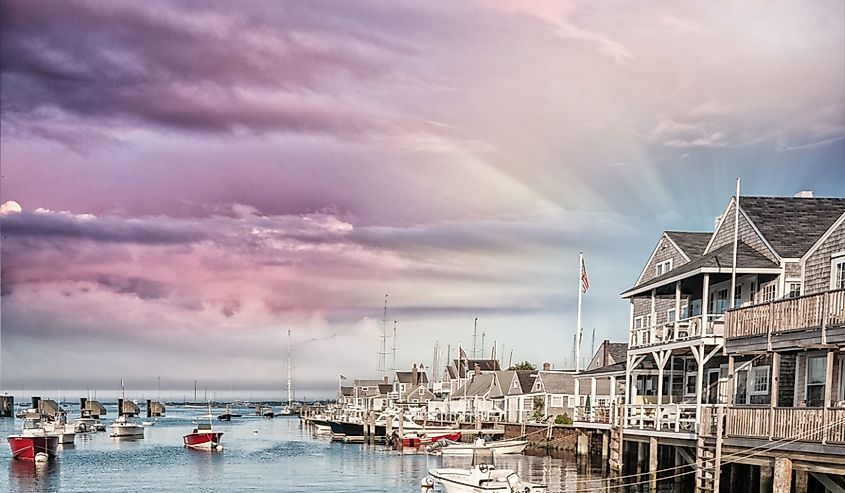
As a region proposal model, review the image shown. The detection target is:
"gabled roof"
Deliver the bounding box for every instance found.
[535,371,576,395]
[607,342,628,363]
[515,370,536,394]
[377,384,393,395]
[740,197,845,258]
[576,361,626,378]
[453,373,496,398]
[354,379,384,387]
[623,241,779,296]
[665,231,712,259]
[396,371,429,385]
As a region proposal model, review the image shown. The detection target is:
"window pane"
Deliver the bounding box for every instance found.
[808,356,827,385]
[807,385,824,408]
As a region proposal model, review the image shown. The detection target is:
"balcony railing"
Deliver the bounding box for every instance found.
[573,404,614,425]
[725,289,845,339]
[623,403,699,432]
[725,406,845,444]
[630,315,724,348]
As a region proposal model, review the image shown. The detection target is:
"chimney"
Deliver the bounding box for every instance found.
[543,362,551,371]
[412,363,418,386]
[383,376,389,384]
[794,190,814,198]
[603,339,610,367]
[474,363,481,377]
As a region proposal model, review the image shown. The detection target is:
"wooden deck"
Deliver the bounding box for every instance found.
[630,315,724,349]
[725,406,845,445]
[725,289,845,341]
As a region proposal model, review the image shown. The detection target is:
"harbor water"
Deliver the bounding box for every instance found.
[1,406,618,493]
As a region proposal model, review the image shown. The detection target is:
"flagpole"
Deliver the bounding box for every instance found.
[576,251,583,372]
[729,178,740,309]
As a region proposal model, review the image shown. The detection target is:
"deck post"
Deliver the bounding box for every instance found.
[824,349,834,444]
[651,289,657,343]
[625,354,634,429]
[674,280,682,341]
[693,345,704,433]
[590,377,597,422]
[795,470,808,493]
[770,352,779,440]
[648,436,658,492]
[655,350,668,431]
[702,273,710,336]
[637,442,647,483]
[773,457,792,493]
[601,431,609,464]
[759,465,773,493]
[574,378,580,422]
[713,405,724,492]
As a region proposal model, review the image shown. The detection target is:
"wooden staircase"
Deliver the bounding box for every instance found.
[695,436,719,492]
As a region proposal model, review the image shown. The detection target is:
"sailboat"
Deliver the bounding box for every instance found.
[110,380,145,439]
[279,329,294,416]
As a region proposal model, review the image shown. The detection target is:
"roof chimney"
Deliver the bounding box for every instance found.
[474,363,481,376]
[383,376,388,384]
[603,340,610,367]
[411,363,418,386]
[794,190,814,198]
[542,362,551,371]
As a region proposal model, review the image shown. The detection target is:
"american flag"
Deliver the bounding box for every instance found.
[459,346,467,361]
[580,256,590,293]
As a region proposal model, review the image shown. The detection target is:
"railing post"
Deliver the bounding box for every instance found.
[768,301,774,351]
[822,291,829,345]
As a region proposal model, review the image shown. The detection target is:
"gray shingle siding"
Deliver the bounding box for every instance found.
[784,261,800,278]
[639,235,688,284]
[803,219,845,294]
[708,202,778,263]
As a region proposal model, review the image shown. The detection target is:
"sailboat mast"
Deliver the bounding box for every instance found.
[286,329,292,406]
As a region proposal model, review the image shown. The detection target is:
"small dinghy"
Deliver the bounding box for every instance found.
[183,423,223,451]
[426,449,545,493]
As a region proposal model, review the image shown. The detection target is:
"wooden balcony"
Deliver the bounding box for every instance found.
[725,406,845,445]
[725,288,845,340]
[630,315,724,349]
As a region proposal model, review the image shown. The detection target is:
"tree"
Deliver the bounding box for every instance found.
[531,396,545,421]
[508,361,536,371]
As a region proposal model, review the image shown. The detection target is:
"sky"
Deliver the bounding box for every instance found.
[1,0,844,397]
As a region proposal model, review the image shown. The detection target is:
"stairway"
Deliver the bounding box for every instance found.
[695,436,718,492]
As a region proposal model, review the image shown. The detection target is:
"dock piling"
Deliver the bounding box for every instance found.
[773,457,792,493]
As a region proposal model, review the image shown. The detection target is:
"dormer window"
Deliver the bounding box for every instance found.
[655,259,672,276]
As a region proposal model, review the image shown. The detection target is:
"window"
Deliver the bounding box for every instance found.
[733,285,742,308]
[761,283,777,303]
[634,314,652,330]
[656,259,673,276]
[551,396,564,407]
[419,388,425,395]
[806,355,827,408]
[667,308,676,323]
[833,255,845,290]
[684,373,697,397]
[710,288,728,314]
[749,366,770,396]
[787,282,801,299]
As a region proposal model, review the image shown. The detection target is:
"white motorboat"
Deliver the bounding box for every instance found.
[42,421,76,445]
[73,417,105,433]
[429,438,529,456]
[110,414,145,438]
[427,449,545,493]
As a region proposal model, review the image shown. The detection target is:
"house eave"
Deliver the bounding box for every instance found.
[621,267,782,298]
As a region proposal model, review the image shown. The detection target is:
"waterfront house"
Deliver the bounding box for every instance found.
[573,340,629,424]
[607,193,845,492]
[395,364,434,405]
[525,364,579,422]
[502,370,537,423]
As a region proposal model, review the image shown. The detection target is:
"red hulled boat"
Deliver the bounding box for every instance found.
[7,413,59,461]
[403,431,462,448]
[183,423,223,451]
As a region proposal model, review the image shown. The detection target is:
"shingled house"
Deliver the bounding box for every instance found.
[611,193,845,490]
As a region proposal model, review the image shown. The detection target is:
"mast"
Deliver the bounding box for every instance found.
[391,321,398,376]
[472,318,478,359]
[576,252,584,372]
[378,294,389,377]
[286,329,293,407]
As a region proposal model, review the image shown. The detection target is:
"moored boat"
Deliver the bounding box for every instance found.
[183,423,223,451]
[426,449,545,493]
[7,413,60,461]
[403,431,462,448]
[110,414,145,438]
[428,438,529,456]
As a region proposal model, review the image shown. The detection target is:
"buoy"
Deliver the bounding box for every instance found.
[420,476,434,490]
[34,452,49,463]
[215,444,224,451]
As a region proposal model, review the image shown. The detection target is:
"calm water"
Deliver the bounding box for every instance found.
[1,406,613,493]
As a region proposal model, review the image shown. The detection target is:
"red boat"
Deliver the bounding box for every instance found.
[402,431,462,448]
[183,423,223,451]
[7,413,59,461]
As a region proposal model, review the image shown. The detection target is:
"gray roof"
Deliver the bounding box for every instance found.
[577,361,626,377]
[624,241,778,295]
[396,371,429,385]
[354,379,384,387]
[515,370,536,394]
[453,359,501,372]
[453,373,496,398]
[665,231,711,259]
[536,371,576,394]
[607,342,628,364]
[740,196,845,258]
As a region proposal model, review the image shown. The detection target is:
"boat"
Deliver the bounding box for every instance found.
[7,412,59,461]
[428,438,529,456]
[110,414,145,438]
[426,449,545,493]
[109,380,145,438]
[402,431,462,448]
[42,420,76,445]
[73,417,106,433]
[141,420,155,426]
[183,404,223,451]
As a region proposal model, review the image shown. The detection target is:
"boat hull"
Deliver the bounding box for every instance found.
[109,424,145,438]
[438,440,528,456]
[404,432,462,447]
[7,436,59,461]
[183,432,223,450]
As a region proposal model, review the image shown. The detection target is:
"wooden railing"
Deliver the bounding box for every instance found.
[623,403,698,432]
[573,405,613,424]
[726,407,845,444]
[630,315,725,348]
[725,289,845,339]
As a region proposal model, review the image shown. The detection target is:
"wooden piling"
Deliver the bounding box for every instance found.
[759,465,773,493]
[773,457,792,493]
[649,436,658,492]
[674,449,684,493]
[794,470,808,493]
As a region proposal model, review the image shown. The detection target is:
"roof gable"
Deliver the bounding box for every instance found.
[740,197,845,258]
[665,231,711,259]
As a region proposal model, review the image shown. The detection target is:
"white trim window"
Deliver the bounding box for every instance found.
[667,308,677,323]
[787,282,801,299]
[634,314,652,329]
[749,365,770,396]
[761,283,777,303]
[551,396,564,407]
[684,372,697,397]
[832,254,845,290]
[806,355,827,408]
[656,259,673,277]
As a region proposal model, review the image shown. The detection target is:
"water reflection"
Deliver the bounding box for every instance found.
[8,459,61,493]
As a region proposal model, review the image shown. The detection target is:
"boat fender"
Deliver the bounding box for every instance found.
[420,476,435,490]
[35,452,49,463]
